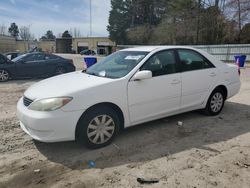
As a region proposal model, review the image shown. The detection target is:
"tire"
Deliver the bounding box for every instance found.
[0,69,10,82]
[204,88,225,116]
[76,106,120,149]
[55,66,66,75]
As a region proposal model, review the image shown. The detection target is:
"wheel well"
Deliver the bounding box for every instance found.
[214,85,228,99]
[75,102,125,138]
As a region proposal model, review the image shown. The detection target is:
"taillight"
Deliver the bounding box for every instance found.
[235,58,240,76]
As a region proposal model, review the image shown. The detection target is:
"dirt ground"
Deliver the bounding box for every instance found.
[0,61,250,187]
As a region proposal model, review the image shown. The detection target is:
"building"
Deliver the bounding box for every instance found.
[0,36,115,55]
[72,37,115,55]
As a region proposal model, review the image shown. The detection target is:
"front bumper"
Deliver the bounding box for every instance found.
[17,97,84,142]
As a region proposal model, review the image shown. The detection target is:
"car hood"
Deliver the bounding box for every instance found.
[24,71,114,100]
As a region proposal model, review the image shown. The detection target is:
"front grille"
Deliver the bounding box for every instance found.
[23,96,33,107]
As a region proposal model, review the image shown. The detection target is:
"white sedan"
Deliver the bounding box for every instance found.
[17,46,241,148]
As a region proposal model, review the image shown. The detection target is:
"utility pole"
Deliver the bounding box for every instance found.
[90,0,92,37]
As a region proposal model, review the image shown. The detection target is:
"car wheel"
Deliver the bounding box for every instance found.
[0,69,10,82]
[55,66,66,75]
[204,88,225,116]
[76,106,120,149]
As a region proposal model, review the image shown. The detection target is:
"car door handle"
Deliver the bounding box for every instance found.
[209,72,217,77]
[171,79,181,84]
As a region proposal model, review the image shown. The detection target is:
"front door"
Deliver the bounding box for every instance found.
[16,53,46,77]
[128,50,181,124]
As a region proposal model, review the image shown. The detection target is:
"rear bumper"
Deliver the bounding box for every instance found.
[17,97,84,142]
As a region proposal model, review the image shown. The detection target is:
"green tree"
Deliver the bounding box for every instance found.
[41,30,56,40]
[8,22,19,39]
[62,30,72,38]
[107,0,132,44]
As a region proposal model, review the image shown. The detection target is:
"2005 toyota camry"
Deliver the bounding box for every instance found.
[17,46,241,148]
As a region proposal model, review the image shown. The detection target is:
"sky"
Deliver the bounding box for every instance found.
[0,0,111,38]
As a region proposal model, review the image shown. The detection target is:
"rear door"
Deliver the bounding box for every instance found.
[16,53,46,77]
[177,49,218,110]
[44,54,61,75]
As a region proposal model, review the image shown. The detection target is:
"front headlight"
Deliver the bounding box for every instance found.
[28,97,73,111]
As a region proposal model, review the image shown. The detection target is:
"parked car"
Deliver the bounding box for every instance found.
[80,49,96,55]
[0,52,75,82]
[17,46,241,148]
[4,52,22,60]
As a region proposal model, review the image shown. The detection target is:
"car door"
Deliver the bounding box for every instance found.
[177,49,218,110]
[128,50,181,124]
[44,54,60,75]
[16,53,46,77]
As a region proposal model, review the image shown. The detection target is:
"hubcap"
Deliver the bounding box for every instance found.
[210,92,223,112]
[0,70,9,81]
[87,115,115,144]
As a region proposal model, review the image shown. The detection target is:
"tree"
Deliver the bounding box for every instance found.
[226,0,250,42]
[8,22,19,38]
[40,30,56,40]
[107,0,249,45]
[107,0,132,44]
[241,23,250,43]
[19,26,34,41]
[70,28,81,38]
[62,30,72,38]
[0,24,7,35]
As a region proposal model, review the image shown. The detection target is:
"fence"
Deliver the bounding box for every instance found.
[191,44,250,62]
[117,44,250,62]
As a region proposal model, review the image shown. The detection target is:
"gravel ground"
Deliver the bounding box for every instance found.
[0,58,250,187]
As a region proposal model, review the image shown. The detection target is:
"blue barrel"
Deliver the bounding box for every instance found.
[234,55,246,68]
[84,57,97,68]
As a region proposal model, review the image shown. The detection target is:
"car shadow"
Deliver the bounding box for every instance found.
[34,101,250,170]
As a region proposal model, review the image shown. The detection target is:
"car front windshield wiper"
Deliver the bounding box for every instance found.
[85,71,117,79]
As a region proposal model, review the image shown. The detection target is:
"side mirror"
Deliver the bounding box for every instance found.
[132,70,152,81]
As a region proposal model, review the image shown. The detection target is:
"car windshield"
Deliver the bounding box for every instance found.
[12,53,28,62]
[86,51,148,79]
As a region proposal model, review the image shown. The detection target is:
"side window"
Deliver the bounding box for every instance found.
[141,50,177,77]
[45,54,58,60]
[25,54,45,62]
[178,49,214,71]
[0,55,6,64]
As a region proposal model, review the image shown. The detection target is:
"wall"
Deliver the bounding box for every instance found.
[38,40,56,53]
[0,35,16,53]
[16,41,29,52]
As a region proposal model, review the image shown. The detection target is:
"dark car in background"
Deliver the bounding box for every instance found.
[4,52,22,60]
[0,52,75,82]
[80,49,96,55]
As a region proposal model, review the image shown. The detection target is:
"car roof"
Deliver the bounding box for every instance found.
[120,46,198,52]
